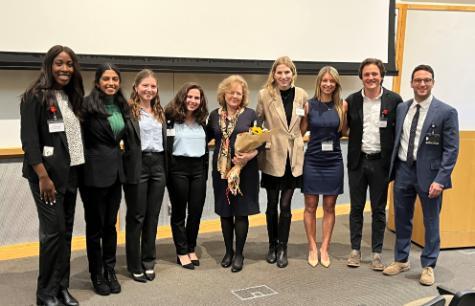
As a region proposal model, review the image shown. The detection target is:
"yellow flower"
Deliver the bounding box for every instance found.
[250,126,263,135]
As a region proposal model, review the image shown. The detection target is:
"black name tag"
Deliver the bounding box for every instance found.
[425,133,440,145]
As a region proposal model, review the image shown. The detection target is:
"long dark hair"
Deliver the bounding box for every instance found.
[83,63,129,118]
[165,82,208,125]
[129,69,165,123]
[21,45,84,115]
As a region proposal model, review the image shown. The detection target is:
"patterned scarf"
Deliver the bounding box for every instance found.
[217,106,244,179]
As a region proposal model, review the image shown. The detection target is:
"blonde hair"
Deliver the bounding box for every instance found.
[217,75,250,108]
[263,56,297,97]
[129,69,165,123]
[313,66,345,132]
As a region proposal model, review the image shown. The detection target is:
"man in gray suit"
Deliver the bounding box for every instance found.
[383,65,459,286]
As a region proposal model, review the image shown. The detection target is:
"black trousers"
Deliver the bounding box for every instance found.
[168,155,207,255]
[124,152,166,273]
[30,167,78,301]
[348,157,389,253]
[81,179,121,275]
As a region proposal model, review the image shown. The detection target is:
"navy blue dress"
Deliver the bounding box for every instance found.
[303,99,343,195]
[206,107,260,217]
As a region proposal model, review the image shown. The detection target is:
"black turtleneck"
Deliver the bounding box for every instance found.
[280,87,295,126]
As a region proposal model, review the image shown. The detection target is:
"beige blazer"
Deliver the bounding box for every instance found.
[256,86,308,177]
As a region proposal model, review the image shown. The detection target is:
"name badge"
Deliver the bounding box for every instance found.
[379,119,388,128]
[296,107,305,117]
[47,119,64,133]
[166,128,176,137]
[322,140,333,151]
[425,133,440,145]
[43,146,54,157]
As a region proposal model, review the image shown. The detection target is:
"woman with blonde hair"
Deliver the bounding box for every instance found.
[300,66,347,268]
[123,69,167,282]
[256,56,308,268]
[207,75,260,272]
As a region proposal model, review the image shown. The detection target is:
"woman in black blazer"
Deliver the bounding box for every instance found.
[123,69,167,282]
[81,63,129,296]
[20,45,84,306]
[164,82,209,269]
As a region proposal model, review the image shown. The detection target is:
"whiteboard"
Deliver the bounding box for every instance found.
[400,9,475,130]
[0,0,394,72]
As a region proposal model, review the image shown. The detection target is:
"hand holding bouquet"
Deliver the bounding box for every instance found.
[226,124,272,198]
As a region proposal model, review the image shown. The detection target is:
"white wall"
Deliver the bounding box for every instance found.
[1,0,391,63]
[399,8,475,130]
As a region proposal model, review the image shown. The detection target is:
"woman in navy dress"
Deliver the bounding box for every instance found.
[207,75,260,273]
[301,66,347,268]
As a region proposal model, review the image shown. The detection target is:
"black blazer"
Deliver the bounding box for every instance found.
[82,96,126,188]
[346,87,402,172]
[166,119,209,180]
[20,92,74,192]
[123,116,168,184]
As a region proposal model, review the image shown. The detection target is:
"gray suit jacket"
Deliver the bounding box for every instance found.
[389,97,459,192]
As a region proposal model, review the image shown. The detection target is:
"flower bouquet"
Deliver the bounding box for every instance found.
[226,125,272,198]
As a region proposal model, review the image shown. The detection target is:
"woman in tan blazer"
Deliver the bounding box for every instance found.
[256,56,308,268]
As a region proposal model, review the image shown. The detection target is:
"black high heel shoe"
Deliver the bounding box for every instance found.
[177,256,194,270]
[131,272,147,283]
[144,269,156,281]
[221,252,233,268]
[231,254,244,273]
[189,252,200,266]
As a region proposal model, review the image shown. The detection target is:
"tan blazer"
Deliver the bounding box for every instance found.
[256,86,308,177]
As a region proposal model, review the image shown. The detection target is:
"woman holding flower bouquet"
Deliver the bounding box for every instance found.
[206,75,260,273]
[256,56,308,268]
[300,66,347,268]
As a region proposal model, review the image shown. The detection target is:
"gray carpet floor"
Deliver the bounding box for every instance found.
[1,213,474,306]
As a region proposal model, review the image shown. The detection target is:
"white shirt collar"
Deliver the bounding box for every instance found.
[411,94,432,110]
[361,87,383,100]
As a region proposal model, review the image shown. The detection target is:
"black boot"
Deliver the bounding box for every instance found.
[231,254,244,273]
[36,296,62,306]
[276,213,291,268]
[266,242,277,264]
[91,274,110,296]
[276,242,288,268]
[57,289,79,306]
[104,269,121,294]
[265,213,278,263]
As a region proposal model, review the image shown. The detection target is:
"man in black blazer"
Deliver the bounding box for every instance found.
[346,58,402,270]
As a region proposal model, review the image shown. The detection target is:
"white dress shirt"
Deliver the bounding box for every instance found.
[139,108,164,152]
[398,95,433,162]
[361,88,383,154]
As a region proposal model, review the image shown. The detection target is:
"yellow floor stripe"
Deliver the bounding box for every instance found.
[0,203,371,261]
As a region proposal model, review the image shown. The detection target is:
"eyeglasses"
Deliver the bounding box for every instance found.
[413,78,433,84]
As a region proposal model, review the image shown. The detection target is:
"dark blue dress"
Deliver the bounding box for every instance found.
[303,99,343,195]
[206,107,260,217]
